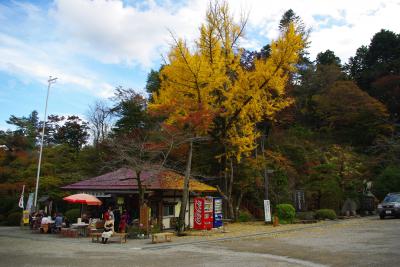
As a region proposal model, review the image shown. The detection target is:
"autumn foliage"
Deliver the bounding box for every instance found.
[150,2,305,160]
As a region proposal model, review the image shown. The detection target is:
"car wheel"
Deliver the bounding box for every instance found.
[379,214,385,220]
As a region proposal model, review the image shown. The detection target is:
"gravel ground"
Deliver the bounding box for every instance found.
[0,216,398,267]
[214,217,400,267]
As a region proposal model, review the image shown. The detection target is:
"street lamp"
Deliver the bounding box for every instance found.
[33,76,57,210]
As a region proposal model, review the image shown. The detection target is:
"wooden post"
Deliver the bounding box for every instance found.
[273,215,279,227]
[158,193,163,230]
[140,203,149,235]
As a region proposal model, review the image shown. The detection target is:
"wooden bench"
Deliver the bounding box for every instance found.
[152,232,173,244]
[90,232,128,244]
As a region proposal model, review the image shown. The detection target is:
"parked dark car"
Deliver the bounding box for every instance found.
[377,193,400,219]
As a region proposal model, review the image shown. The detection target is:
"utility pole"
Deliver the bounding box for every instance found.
[34,76,57,210]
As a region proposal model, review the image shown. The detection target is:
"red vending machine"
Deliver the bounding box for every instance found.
[193,197,214,230]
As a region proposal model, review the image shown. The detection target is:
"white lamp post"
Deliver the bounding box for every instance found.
[33,76,57,210]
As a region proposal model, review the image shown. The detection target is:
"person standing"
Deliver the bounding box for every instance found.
[119,210,128,233]
[108,206,114,221]
[113,207,120,232]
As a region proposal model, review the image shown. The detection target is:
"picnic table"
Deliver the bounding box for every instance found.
[71,223,89,237]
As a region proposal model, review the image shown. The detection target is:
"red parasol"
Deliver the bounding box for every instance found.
[63,193,102,206]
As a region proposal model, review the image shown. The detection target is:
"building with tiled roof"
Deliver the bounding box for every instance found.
[62,168,217,229]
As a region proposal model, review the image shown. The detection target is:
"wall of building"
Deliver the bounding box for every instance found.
[161,197,194,229]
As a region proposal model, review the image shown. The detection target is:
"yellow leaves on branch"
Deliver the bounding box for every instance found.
[149,2,305,160]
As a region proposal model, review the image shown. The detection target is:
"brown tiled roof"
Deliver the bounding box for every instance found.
[62,168,217,192]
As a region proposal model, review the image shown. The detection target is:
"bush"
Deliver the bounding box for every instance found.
[315,209,337,220]
[6,211,22,226]
[127,225,146,239]
[237,210,253,222]
[150,224,162,234]
[374,165,400,199]
[0,214,5,222]
[65,209,80,223]
[296,211,316,221]
[276,204,295,224]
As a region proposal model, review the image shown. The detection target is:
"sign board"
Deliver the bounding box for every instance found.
[294,190,305,211]
[80,191,111,198]
[117,197,124,205]
[23,210,29,224]
[264,200,271,222]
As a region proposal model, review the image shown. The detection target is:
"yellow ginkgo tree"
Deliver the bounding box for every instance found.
[150,1,305,220]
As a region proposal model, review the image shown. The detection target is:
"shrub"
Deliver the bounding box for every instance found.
[374,165,400,200]
[0,214,5,222]
[127,225,146,239]
[6,211,22,226]
[150,224,162,234]
[237,210,253,222]
[296,211,316,221]
[65,209,81,223]
[276,204,295,224]
[315,209,337,220]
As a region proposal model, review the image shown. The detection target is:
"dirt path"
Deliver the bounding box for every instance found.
[0,217,398,266]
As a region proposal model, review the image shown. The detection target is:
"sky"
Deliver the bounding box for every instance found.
[0,0,399,130]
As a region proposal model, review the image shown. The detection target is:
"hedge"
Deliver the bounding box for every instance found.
[315,209,337,220]
[65,209,81,223]
[296,211,316,220]
[238,210,253,222]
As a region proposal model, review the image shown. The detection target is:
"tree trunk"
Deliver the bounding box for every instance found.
[226,158,235,220]
[137,170,149,235]
[136,170,145,206]
[234,190,244,220]
[178,140,193,234]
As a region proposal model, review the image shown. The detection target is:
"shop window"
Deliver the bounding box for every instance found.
[163,205,175,217]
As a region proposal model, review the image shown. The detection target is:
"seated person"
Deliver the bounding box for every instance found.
[32,212,42,230]
[53,213,63,232]
[81,213,90,224]
[64,216,70,228]
[41,215,51,225]
[101,219,114,244]
[40,215,52,233]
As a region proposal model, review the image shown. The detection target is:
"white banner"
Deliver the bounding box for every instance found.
[264,200,271,222]
[18,185,25,209]
[26,193,34,212]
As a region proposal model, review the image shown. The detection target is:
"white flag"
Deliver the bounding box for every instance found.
[26,193,34,212]
[18,185,25,209]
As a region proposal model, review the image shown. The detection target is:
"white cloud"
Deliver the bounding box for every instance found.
[227,0,400,62]
[0,33,115,98]
[51,0,207,67]
[0,0,399,100]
